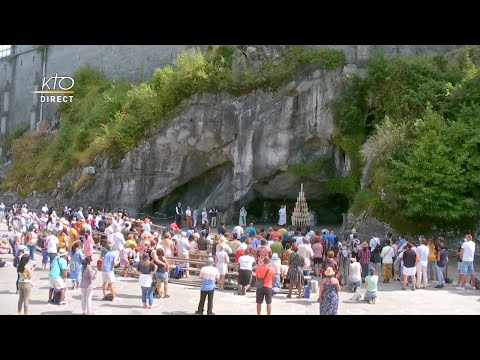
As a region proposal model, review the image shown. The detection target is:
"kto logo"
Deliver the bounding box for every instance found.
[33,73,75,103]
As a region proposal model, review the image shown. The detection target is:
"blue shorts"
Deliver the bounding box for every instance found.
[156,271,168,282]
[460,261,474,275]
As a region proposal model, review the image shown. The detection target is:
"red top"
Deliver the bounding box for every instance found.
[255,264,277,288]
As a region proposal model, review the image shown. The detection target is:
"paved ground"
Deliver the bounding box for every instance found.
[1,225,480,315]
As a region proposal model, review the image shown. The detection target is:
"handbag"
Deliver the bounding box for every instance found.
[256,267,270,288]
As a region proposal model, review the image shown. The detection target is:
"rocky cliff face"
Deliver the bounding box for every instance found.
[40,66,350,223]
[2,45,463,224]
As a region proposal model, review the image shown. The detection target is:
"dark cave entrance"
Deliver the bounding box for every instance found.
[245,193,349,227]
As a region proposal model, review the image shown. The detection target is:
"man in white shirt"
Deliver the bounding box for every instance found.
[415,237,430,288]
[42,203,49,214]
[457,234,476,290]
[232,225,244,238]
[238,249,255,294]
[46,232,59,265]
[177,232,191,277]
[348,257,362,292]
[297,237,314,268]
[185,206,193,229]
[112,228,126,252]
[369,235,381,266]
[105,222,115,243]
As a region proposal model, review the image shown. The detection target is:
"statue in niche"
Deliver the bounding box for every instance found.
[278,205,287,226]
[239,206,247,226]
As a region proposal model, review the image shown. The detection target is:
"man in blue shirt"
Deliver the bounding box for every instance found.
[48,248,68,305]
[101,244,120,301]
[327,231,337,247]
[247,223,257,237]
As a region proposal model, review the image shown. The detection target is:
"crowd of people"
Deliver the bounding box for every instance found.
[0,201,478,315]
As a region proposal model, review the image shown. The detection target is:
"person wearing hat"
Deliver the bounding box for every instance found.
[48,248,69,305]
[364,266,379,304]
[318,266,340,315]
[358,241,371,281]
[195,257,219,315]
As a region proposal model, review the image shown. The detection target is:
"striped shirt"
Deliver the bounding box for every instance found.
[199,265,220,291]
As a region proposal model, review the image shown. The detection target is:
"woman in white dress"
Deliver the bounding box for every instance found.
[215,244,229,290]
[278,205,286,226]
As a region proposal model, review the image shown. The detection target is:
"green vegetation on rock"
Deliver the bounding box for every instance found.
[333,46,480,235]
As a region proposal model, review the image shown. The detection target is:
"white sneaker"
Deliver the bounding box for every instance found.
[465,285,475,289]
[455,286,465,290]
[113,297,122,302]
[453,282,458,286]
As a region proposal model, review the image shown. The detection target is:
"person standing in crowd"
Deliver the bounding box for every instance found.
[286,243,305,298]
[48,248,69,305]
[46,231,59,266]
[80,257,97,315]
[137,253,158,309]
[402,243,418,291]
[152,248,170,298]
[83,230,94,261]
[185,206,193,229]
[69,241,85,290]
[318,267,340,315]
[380,239,394,283]
[369,234,381,268]
[312,237,324,276]
[255,256,276,315]
[358,242,371,281]
[192,207,199,228]
[238,248,255,295]
[435,240,448,289]
[210,207,219,228]
[101,244,121,301]
[427,238,438,282]
[215,244,229,290]
[364,266,379,304]
[337,241,351,285]
[17,255,34,315]
[457,234,476,290]
[416,237,430,289]
[175,202,183,228]
[195,257,219,315]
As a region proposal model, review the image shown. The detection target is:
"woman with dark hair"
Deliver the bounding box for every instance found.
[152,248,170,298]
[137,253,158,309]
[286,242,305,298]
[17,254,34,315]
[80,257,97,315]
[69,240,85,290]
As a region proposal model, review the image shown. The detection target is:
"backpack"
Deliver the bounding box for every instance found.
[103,293,114,301]
[475,278,480,290]
[49,289,61,304]
[256,268,270,288]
